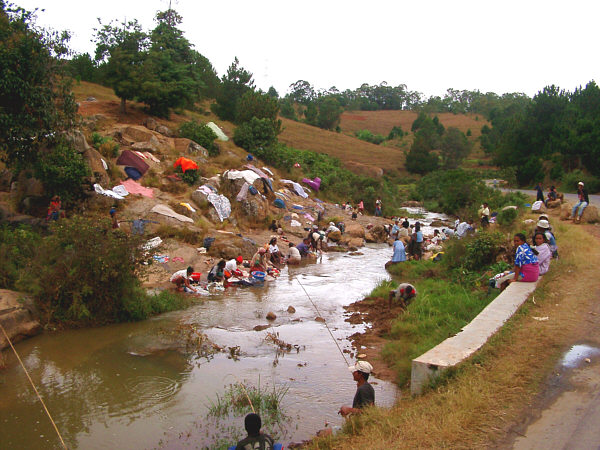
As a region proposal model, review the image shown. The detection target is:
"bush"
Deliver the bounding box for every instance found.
[462,232,504,270]
[497,207,518,226]
[175,166,200,185]
[562,169,600,193]
[34,142,90,201]
[91,132,120,157]
[17,216,148,324]
[179,121,219,157]
[355,129,386,145]
[0,225,41,290]
[233,117,279,151]
[387,125,405,140]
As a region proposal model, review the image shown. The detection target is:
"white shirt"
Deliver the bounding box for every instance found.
[269,244,280,254]
[288,247,301,259]
[456,222,470,238]
[169,269,189,282]
[327,225,340,233]
[225,259,238,272]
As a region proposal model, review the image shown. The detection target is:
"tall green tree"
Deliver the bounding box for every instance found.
[405,135,439,175]
[316,96,343,130]
[94,19,148,114]
[441,127,471,169]
[212,57,254,121]
[0,1,77,168]
[138,9,206,117]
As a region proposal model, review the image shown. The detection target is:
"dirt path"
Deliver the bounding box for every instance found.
[499,223,600,449]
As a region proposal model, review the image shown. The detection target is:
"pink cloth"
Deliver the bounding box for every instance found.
[520,262,539,282]
[120,179,154,198]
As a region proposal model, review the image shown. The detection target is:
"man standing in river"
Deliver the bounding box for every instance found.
[339,360,375,417]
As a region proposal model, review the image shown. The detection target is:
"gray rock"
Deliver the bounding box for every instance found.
[188,141,209,158]
[0,289,41,351]
[143,117,158,131]
[155,125,173,137]
[66,130,90,153]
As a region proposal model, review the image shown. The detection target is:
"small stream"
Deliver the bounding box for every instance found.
[0,210,449,449]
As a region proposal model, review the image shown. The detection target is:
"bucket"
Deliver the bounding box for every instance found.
[190,272,202,282]
[251,271,266,281]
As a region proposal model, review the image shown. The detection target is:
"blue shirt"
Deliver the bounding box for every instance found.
[515,243,538,267]
[391,240,407,262]
[416,231,423,243]
[296,242,309,256]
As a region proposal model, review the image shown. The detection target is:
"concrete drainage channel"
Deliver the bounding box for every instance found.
[410,281,539,395]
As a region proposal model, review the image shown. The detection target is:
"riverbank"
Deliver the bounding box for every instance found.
[307,220,600,449]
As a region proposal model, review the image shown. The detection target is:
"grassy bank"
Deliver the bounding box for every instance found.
[309,221,600,449]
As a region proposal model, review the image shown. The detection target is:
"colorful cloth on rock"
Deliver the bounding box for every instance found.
[207,193,231,222]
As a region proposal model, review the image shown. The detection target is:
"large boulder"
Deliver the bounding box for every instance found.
[365,224,388,243]
[345,222,365,239]
[0,169,13,192]
[0,290,41,351]
[122,125,156,143]
[560,203,599,223]
[143,117,158,131]
[131,135,163,153]
[547,199,562,209]
[83,147,110,186]
[155,125,174,137]
[173,138,208,158]
[65,130,91,153]
[207,235,258,259]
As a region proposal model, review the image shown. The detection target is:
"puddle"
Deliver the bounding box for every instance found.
[560,344,600,368]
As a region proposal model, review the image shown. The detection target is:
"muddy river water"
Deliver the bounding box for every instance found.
[0,210,447,449]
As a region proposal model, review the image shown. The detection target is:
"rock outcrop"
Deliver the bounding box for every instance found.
[0,290,41,352]
[365,224,388,243]
[207,235,258,260]
[560,203,599,223]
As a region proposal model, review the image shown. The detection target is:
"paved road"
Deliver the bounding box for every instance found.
[500,189,600,207]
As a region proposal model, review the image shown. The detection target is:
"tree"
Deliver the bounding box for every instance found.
[212,57,254,121]
[233,117,279,151]
[94,18,148,114]
[66,53,98,82]
[235,90,280,125]
[405,135,439,175]
[267,86,279,98]
[138,9,206,117]
[288,80,315,105]
[316,96,343,130]
[0,1,77,168]
[441,127,471,169]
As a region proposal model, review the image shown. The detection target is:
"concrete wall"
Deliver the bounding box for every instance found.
[411,280,538,395]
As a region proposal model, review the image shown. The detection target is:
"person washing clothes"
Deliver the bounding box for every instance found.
[338,360,375,417]
[170,266,194,292]
[388,283,417,309]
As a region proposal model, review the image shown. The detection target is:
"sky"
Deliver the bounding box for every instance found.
[16,0,600,98]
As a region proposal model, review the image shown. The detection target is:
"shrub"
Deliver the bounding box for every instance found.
[562,169,600,193]
[91,132,120,157]
[17,216,148,324]
[387,125,405,140]
[179,120,219,157]
[233,117,279,151]
[0,225,41,290]
[355,129,386,145]
[34,142,90,201]
[175,165,200,185]
[497,207,518,226]
[462,231,504,270]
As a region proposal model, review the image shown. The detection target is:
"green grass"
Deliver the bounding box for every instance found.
[373,260,500,385]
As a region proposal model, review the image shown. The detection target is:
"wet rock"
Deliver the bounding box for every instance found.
[345,222,365,239]
[266,311,277,321]
[253,324,270,331]
[403,200,422,207]
[315,316,325,323]
[287,306,296,314]
[0,289,41,351]
[346,237,365,248]
[208,235,257,260]
[365,224,387,243]
[429,220,447,227]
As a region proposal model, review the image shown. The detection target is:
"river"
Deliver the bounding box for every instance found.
[0,209,448,449]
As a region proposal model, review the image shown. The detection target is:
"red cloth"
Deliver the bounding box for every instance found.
[120,179,154,198]
[174,157,199,173]
[116,150,149,175]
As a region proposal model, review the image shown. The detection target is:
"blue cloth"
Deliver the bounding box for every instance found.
[391,240,407,262]
[391,224,400,236]
[416,231,423,243]
[296,242,309,256]
[515,243,538,267]
[124,166,142,180]
[274,198,286,209]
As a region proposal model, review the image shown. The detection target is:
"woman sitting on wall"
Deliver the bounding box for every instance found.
[510,233,539,283]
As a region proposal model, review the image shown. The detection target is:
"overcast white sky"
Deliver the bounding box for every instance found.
[17,0,600,98]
